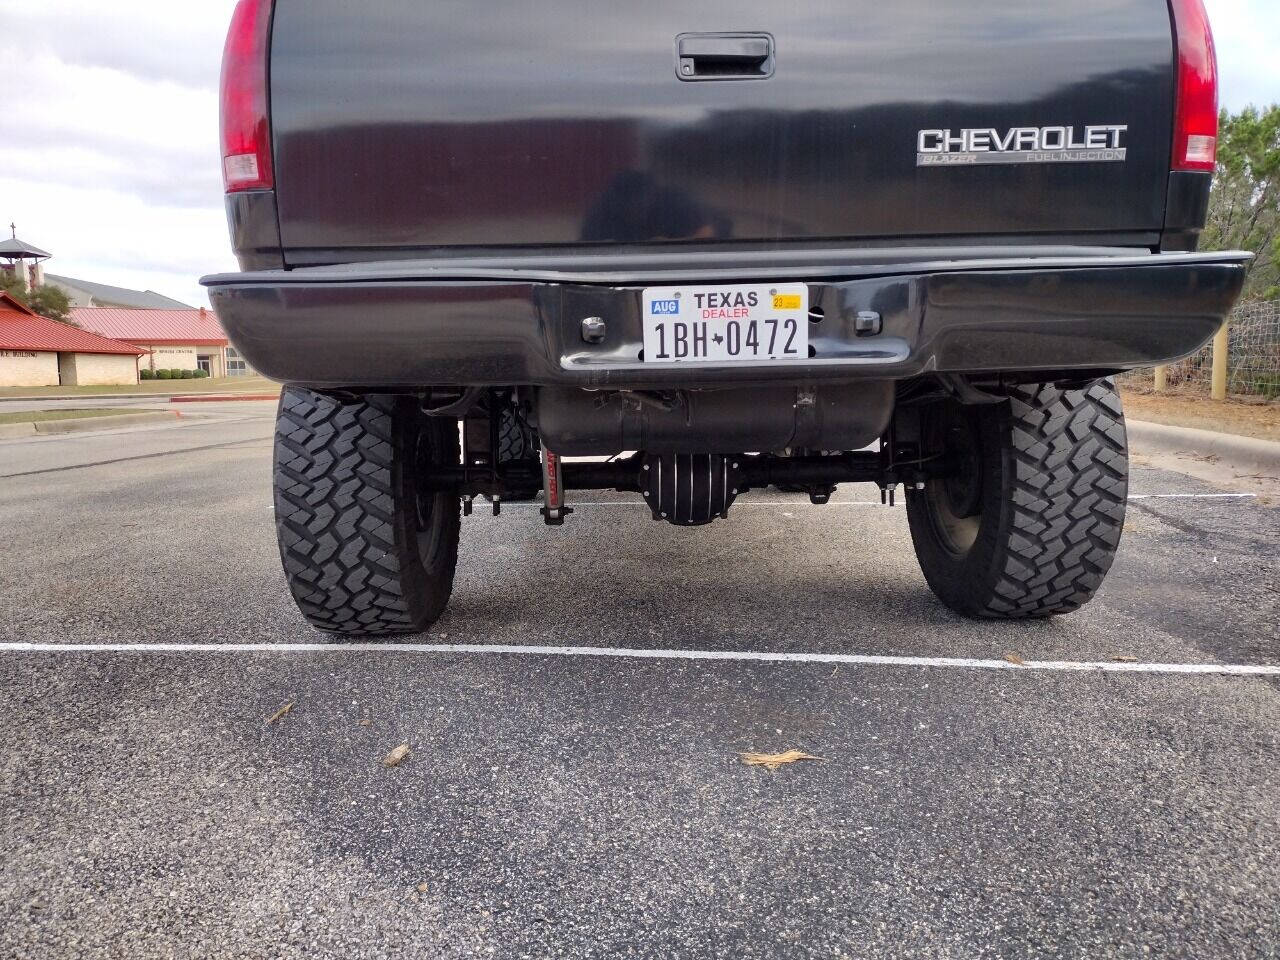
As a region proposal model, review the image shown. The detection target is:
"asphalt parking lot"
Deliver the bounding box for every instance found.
[1,401,1277,959]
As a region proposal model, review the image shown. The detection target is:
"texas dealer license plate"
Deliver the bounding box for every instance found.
[642,283,809,363]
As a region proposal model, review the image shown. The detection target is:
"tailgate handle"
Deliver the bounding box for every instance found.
[677,33,774,81]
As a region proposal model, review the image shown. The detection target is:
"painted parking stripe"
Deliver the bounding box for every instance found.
[1,642,1276,675]
[492,493,1257,507]
[1127,493,1257,500]
[265,491,1260,512]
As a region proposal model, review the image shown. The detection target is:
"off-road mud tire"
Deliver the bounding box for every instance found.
[497,405,539,502]
[905,380,1128,618]
[273,387,460,635]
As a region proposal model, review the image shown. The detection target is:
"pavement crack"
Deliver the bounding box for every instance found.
[1126,500,1262,549]
[0,436,273,479]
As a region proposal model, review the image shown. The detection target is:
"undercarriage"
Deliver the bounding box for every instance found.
[438,390,941,526]
[271,375,1130,635]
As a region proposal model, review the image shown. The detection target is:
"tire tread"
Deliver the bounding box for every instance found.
[273,388,458,635]
[908,379,1128,619]
[983,381,1128,617]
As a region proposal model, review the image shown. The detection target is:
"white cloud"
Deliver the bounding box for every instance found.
[0,0,1276,312]
[4,0,234,89]
[0,51,220,208]
[0,0,237,308]
[1204,0,1280,112]
[0,174,235,308]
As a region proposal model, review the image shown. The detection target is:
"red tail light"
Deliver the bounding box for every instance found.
[1169,0,1219,172]
[220,0,274,192]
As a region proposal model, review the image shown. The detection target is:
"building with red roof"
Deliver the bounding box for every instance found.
[1,230,251,385]
[72,306,252,378]
[0,292,145,387]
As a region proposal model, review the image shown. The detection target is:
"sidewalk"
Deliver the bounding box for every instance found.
[0,392,275,403]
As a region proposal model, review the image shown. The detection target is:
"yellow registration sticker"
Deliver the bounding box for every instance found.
[772,294,802,310]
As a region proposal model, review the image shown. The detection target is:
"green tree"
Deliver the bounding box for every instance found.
[1201,105,1280,301]
[27,284,73,325]
[0,273,77,325]
[0,270,26,301]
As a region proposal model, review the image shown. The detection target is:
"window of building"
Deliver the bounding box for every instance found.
[226,346,248,376]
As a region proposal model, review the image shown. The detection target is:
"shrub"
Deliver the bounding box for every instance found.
[167,369,182,379]
[1254,371,1280,400]
[193,369,210,379]
[180,369,195,379]
[140,369,155,380]
[156,370,172,380]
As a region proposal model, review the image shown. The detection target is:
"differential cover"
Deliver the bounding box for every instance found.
[641,453,744,526]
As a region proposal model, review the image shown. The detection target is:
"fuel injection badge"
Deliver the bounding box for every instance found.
[916,124,1128,165]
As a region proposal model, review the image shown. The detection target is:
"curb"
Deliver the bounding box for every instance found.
[0,390,279,403]
[168,394,279,403]
[0,423,36,439]
[25,411,182,436]
[1127,419,1280,475]
[0,394,169,403]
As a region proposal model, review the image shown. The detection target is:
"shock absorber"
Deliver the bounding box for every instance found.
[539,444,572,525]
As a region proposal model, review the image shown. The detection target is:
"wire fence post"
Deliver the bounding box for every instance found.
[1119,299,1278,399]
[1211,320,1229,401]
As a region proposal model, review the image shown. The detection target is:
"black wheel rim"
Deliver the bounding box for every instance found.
[414,423,448,570]
[924,408,984,558]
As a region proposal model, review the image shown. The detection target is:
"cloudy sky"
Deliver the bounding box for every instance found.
[1,0,1277,309]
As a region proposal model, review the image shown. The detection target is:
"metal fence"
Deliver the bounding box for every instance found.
[1123,298,1280,399]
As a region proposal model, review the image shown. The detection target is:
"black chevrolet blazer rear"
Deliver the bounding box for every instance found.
[205,0,1250,635]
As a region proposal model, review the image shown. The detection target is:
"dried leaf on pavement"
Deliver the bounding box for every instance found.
[1111,655,1139,663]
[416,882,430,894]
[266,702,295,725]
[739,749,824,771]
[1003,652,1026,666]
[383,744,411,768]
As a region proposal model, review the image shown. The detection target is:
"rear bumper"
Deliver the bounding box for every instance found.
[202,247,1250,389]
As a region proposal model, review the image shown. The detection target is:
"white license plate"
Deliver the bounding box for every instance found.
[642,283,809,363]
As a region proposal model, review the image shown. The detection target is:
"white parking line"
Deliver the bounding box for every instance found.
[1,642,1275,675]
[1127,493,1258,500]
[494,493,1257,507]
[265,491,1261,513]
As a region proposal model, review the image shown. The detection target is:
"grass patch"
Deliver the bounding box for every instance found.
[0,408,144,425]
[0,376,280,398]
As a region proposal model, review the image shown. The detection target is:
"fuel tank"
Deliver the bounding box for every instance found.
[534,383,894,456]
